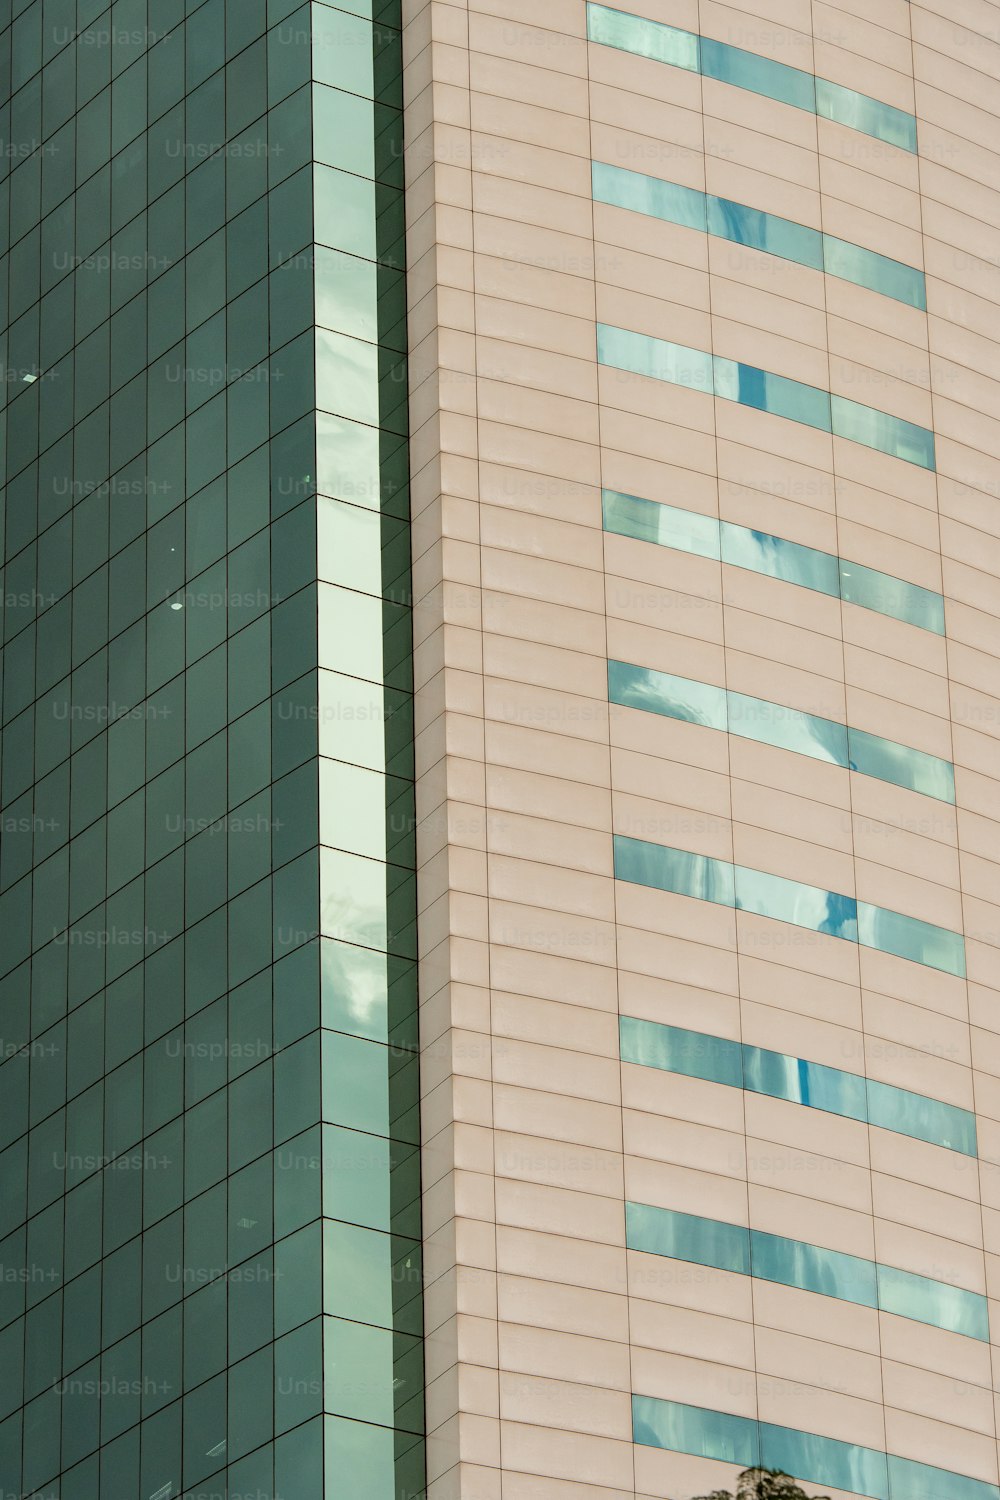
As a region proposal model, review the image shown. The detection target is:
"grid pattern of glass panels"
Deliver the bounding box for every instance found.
[0,1,422,1497]
[602,490,946,634]
[598,325,937,469]
[614,836,967,977]
[625,1202,989,1341]
[587,3,918,151]
[632,1397,1000,1500]
[619,1018,977,1156]
[593,162,927,309]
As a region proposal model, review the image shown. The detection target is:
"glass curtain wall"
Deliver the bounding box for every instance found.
[0,1,422,1497]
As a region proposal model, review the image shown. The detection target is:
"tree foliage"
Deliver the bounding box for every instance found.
[690,1467,830,1500]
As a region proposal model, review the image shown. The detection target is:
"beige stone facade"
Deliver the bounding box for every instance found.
[402,2,1000,1496]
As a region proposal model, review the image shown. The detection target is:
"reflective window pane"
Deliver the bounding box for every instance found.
[602,491,720,559]
[614,835,735,906]
[619,1018,743,1088]
[609,662,727,731]
[858,900,967,978]
[816,76,918,151]
[626,1202,750,1275]
[832,393,936,469]
[587,2,699,70]
[839,557,945,634]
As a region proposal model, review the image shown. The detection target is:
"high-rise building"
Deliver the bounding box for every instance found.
[2,2,1000,1499]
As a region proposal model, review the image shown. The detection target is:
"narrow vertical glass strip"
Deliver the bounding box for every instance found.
[313,4,425,1492]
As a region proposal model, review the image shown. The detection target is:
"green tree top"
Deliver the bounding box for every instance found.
[691,1467,830,1500]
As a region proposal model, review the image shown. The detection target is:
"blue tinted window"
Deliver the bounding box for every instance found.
[743,1048,867,1120]
[628,1201,988,1338]
[593,161,706,231]
[588,5,917,155]
[595,163,924,309]
[831,394,936,469]
[599,328,935,471]
[858,901,966,978]
[587,2,699,70]
[751,1229,877,1307]
[839,558,945,634]
[727,692,848,765]
[823,235,926,310]
[816,77,918,152]
[598,325,714,392]
[721,524,839,595]
[602,491,720,557]
[867,1079,976,1157]
[848,727,954,803]
[608,662,728,731]
[626,1202,750,1275]
[618,838,964,979]
[618,1017,743,1087]
[614,834,735,905]
[761,1423,890,1500]
[714,360,832,431]
[887,1455,1000,1500]
[701,36,815,111]
[634,1399,999,1500]
[708,194,823,268]
[612,659,955,800]
[735,865,858,941]
[633,1397,759,1468]
[621,1018,973,1155]
[877,1264,988,1342]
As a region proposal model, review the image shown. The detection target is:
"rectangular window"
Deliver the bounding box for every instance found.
[619,1017,743,1088]
[839,558,945,634]
[609,660,955,802]
[587,2,700,71]
[632,1396,760,1469]
[636,1399,1000,1500]
[598,327,936,470]
[626,1202,750,1275]
[700,35,815,111]
[831,393,936,470]
[620,1015,977,1157]
[617,836,965,974]
[602,489,944,634]
[613,834,735,906]
[603,491,720,558]
[816,77,918,152]
[858,901,966,979]
[595,162,925,309]
[588,4,917,152]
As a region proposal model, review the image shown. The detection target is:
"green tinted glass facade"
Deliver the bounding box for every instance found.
[0,2,422,1497]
